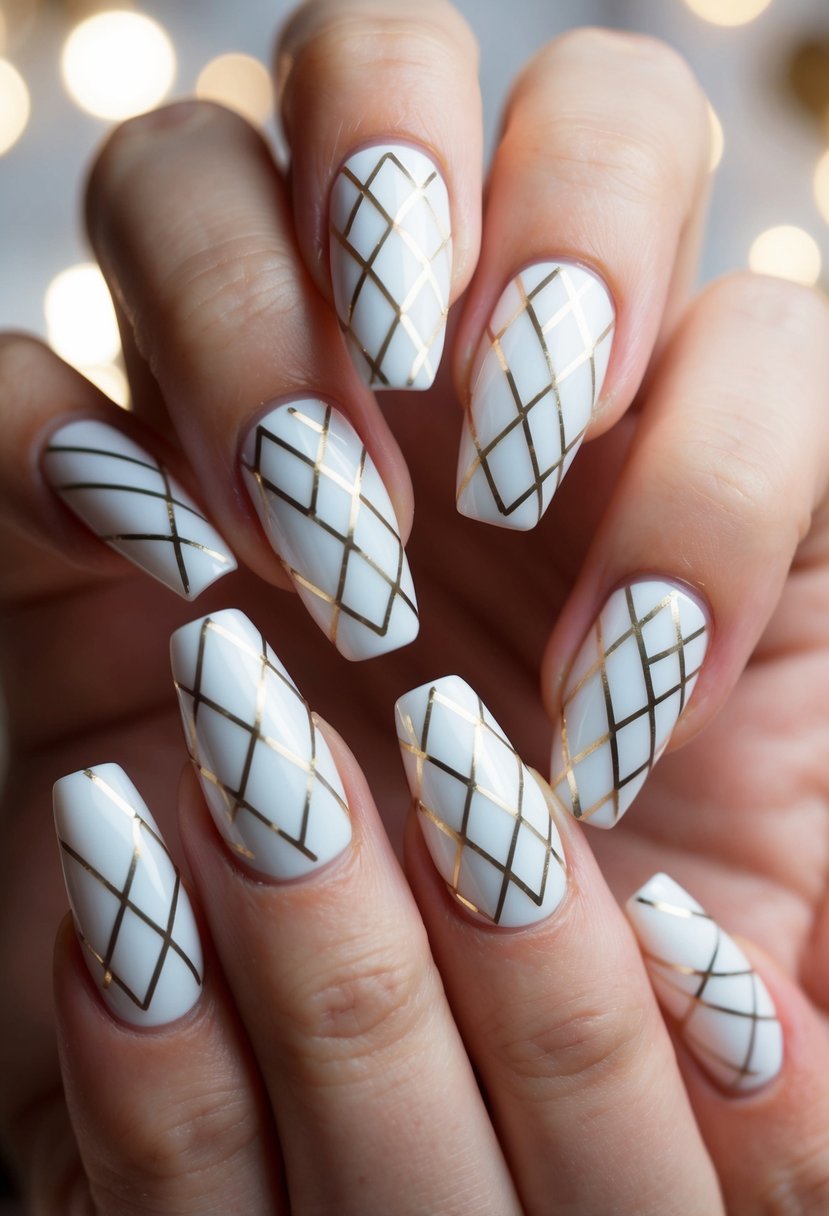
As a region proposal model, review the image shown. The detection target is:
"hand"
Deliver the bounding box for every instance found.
[1,3,829,1213]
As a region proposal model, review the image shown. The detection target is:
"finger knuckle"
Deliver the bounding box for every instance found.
[758,1144,829,1215]
[703,271,829,348]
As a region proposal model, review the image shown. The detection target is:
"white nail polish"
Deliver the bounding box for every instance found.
[457,262,614,530]
[53,764,203,1028]
[241,400,418,661]
[44,419,236,599]
[627,873,783,1091]
[171,608,352,880]
[330,143,452,390]
[550,580,709,828]
[396,675,567,927]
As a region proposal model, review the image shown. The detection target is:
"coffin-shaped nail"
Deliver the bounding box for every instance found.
[241,399,418,660]
[550,580,709,828]
[330,143,452,390]
[53,764,203,1027]
[171,608,352,880]
[396,675,567,927]
[457,261,614,529]
[44,419,236,599]
[627,873,783,1092]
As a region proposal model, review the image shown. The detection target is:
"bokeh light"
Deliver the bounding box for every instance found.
[0,58,30,155]
[707,101,724,171]
[748,225,822,285]
[684,0,773,26]
[196,52,273,127]
[814,148,829,224]
[61,10,175,121]
[45,263,121,367]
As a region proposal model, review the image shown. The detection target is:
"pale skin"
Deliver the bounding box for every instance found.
[1,1,829,1212]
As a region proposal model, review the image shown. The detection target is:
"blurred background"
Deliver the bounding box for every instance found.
[0,0,828,414]
[0,0,828,1201]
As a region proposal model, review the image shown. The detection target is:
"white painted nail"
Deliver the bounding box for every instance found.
[241,400,418,661]
[550,580,709,828]
[627,873,783,1092]
[171,608,352,880]
[457,261,615,530]
[53,764,203,1028]
[329,143,452,390]
[396,675,567,927]
[43,419,236,599]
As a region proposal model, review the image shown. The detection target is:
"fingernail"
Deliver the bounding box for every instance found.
[627,873,783,1092]
[43,419,236,599]
[53,764,203,1027]
[395,675,567,927]
[457,262,615,530]
[329,142,452,390]
[170,608,352,880]
[241,399,418,660]
[550,579,709,828]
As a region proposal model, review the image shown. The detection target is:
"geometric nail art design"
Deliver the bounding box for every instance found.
[627,873,783,1092]
[53,764,203,1028]
[550,580,709,828]
[170,608,352,880]
[241,399,418,661]
[457,261,615,530]
[330,143,452,390]
[396,675,567,927]
[43,418,236,599]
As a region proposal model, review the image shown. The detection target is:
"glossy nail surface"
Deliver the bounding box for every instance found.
[171,608,352,879]
[627,873,783,1092]
[241,400,418,660]
[330,143,452,390]
[550,580,708,828]
[457,262,614,530]
[43,419,236,599]
[53,764,203,1027]
[396,675,567,927]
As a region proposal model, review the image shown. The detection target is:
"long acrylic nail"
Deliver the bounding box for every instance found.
[457,261,615,530]
[170,608,352,880]
[43,418,236,599]
[53,764,203,1027]
[241,399,418,660]
[329,142,452,390]
[627,873,783,1092]
[396,675,567,927]
[550,579,709,828]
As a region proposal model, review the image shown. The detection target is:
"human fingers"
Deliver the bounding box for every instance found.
[394,676,722,1215]
[86,102,417,660]
[627,873,829,1214]
[49,765,283,1214]
[277,0,481,389]
[544,274,829,829]
[453,29,711,530]
[171,609,519,1215]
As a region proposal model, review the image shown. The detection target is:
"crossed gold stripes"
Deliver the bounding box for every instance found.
[399,685,565,924]
[457,265,614,522]
[553,589,707,824]
[332,150,450,387]
[635,893,778,1087]
[244,405,417,644]
[175,615,349,864]
[46,440,232,595]
[59,769,202,1012]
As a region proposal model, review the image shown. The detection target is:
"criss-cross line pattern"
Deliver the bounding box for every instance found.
[175,615,349,864]
[45,439,233,595]
[553,586,708,825]
[246,406,418,644]
[634,891,781,1090]
[58,769,202,1012]
[459,264,615,524]
[332,150,451,387]
[400,683,565,924]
